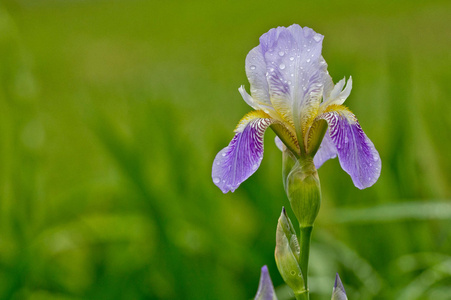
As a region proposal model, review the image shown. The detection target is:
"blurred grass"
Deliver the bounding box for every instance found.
[0,0,450,299]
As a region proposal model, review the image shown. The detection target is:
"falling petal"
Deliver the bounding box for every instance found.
[212,111,274,193]
[319,106,381,189]
[313,127,338,168]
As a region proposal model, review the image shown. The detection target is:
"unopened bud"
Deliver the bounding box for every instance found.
[331,273,347,300]
[285,157,321,227]
[275,207,304,295]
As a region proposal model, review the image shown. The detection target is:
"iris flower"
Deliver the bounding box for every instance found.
[212,24,381,193]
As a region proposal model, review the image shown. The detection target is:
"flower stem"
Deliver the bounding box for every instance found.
[295,290,309,300]
[299,225,313,298]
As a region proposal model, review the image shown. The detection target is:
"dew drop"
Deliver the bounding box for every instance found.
[290,270,296,276]
[250,65,256,70]
[307,48,311,52]
[279,64,286,70]
[368,177,372,181]
[337,144,341,149]
[313,34,322,42]
[278,51,285,56]
[373,155,379,161]
[306,58,311,63]
[302,87,307,91]
[269,67,274,72]
[369,163,372,167]
[287,80,292,85]
[290,73,294,77]
[213,177,220,184]
[222,152,226,157]
[216,161,220,165]
[252,164,258,170]
[289,56,294,61]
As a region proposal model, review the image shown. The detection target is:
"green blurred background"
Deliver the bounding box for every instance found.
[0,0,450,299]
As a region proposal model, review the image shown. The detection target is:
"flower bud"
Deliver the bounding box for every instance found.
[331,273,347,300]
[285,157,321,227]
[275,208,305,295]
[254,265,278,300]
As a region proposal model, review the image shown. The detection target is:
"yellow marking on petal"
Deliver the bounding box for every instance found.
[322,104,352,115]
[234,110,272,132]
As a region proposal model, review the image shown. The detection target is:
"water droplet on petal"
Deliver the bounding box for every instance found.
[279,64,286,70]
[213,177,220,184]
[278,51,285,56]
[287,80,291,85]
[290,73,294,77]
[252,164,258,170]
[307,48,311,52]
[373,155,379,161]
[302,87,307,91]
[369,163,372,167]
[222,152,226,157]
[313,34,322,42]
[289,56,294,61]
[216,161,220,165]
[250,65,256,70]
[306,58,311,63]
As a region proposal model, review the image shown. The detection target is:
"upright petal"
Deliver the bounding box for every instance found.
[318,106,381,189]
[257,25,328,135]
[212,111,275,193]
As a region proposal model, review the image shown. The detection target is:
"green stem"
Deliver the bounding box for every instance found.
[299,225,313,298]
[294,290,309,300]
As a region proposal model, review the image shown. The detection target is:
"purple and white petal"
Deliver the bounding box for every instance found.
[245,46,272,107]
[319,108,381,189]
[212,113,274,193]
[313,130,337,169]
[257,24,328,131]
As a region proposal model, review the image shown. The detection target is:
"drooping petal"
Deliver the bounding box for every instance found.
[331,273,348,300]
[257,25,328,135]
[318,106,381,189]
[212,111,275,193]
[313,128,337,169]
[254,266,278,300]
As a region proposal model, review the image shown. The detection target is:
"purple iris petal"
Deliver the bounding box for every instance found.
[313,130,337,169]
[320,110,381,189]
[253,25,327,128]
[254,266,278,300]
[212,116,274,193]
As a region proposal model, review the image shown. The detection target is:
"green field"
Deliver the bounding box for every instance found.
[0,0,450,299]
